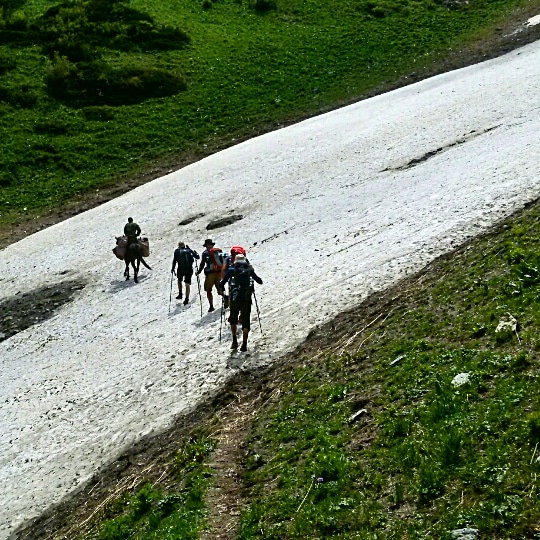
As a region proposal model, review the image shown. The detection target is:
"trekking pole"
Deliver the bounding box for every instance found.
[253,289,263,334]
[219,294,224,342]
[168,271,174,313]
[195,267,203,318]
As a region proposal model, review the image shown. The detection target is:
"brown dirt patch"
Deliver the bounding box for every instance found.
[0,278,85,343]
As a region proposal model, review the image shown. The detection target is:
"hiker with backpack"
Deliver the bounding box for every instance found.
[219,254,263,352]
[221,245,250,279]
[171,241,200,305]
[196,239,229,313]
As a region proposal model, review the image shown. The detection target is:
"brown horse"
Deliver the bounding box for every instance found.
[116,237,152,283]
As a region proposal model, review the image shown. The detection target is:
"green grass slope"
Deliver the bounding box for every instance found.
[0,0,538,229]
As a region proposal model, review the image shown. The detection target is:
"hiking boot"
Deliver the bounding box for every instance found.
[176,294,182,300]
[223,295,230,309]
[208,306,215,313]
[240,342,247,352]
[231,337,238,350]
[183,297,189,305]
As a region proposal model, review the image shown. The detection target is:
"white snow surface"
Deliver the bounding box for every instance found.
[2,40,540,537]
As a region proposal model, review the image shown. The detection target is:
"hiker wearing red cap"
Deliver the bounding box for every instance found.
[220,254,263,352]
[221,245,249,279]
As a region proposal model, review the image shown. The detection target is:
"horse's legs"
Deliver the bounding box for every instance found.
[124,261,130,280]
[134,258,140,284]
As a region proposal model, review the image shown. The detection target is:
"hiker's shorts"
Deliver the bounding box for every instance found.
[177,270,192,284]
[204,272,223,294]
[229,299,252,331]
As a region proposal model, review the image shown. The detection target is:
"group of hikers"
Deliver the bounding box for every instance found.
[121,218,263,353]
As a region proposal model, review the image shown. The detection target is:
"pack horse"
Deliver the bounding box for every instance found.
[114,236,152,283]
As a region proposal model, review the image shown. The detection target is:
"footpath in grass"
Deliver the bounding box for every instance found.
[24,203,540,538]
[1,0,540,239]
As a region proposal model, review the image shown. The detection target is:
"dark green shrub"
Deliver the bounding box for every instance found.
[44,35,96,62]
[6,10,28,30]
[82,105,115,120]
[98,516,133,540]
[514,258,540,287]
[0,53,16,74]
[156,493,182,517]
[202,0,212,10]
[33,118,69,134]
[39,0,189,56]
[0,172,14,187]
[417,461,444,504]
[0,84,37,107]
[494,328,513,345]
[528,412,540,444]
[0,0,27,14]
[254,0,276,13]
[512,351,530,370]
[46,54,78,99]
[51,58,178,105]
[506,246,525,264]
[384,412,411,438]
[132,483,157,519]
[174,437,215,471]
[134,25,190,51]
[439,426,462,466]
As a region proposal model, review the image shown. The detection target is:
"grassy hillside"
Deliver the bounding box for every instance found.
[0,0,538,233]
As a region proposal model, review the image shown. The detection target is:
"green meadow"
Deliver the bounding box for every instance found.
[0,0,535,226]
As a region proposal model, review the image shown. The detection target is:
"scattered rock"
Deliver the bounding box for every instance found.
[178,213,205,226]
[206,215,244,230]
[451,373,470,387]
[349,409,367,423]
[390,354,406,366]
[496,312,518,333]
[450,528,479,540]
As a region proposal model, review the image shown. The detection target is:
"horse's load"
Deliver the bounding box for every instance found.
[113,236,128,260]
[113,236,150,260]
[139,237,150,257]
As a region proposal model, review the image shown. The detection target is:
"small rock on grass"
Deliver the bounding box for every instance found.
[349,409,367,423]
[450,528,479,540]
[451,372,470,387]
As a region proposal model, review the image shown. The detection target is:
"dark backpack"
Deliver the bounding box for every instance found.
[176,248,193,271]
[230,263,253,302]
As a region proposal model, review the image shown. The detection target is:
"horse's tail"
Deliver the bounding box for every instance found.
[141,258,152,270]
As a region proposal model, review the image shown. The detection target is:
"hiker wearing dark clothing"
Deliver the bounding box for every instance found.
[219,254,263,352]
[196,239,228,313]
[171,241,200,305]
[124,217,141,247]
